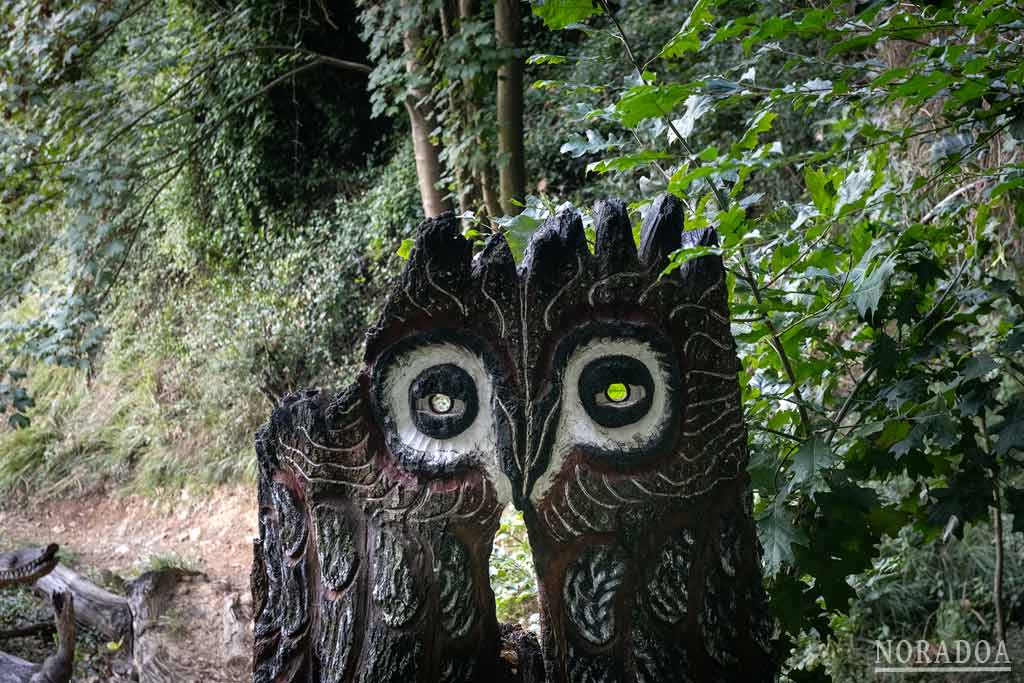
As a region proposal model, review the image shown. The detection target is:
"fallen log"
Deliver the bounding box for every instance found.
[34,564,132,650]
[0,593,75,683]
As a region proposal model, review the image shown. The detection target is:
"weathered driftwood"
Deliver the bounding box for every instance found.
[126,567,251,683]
[0,651,38,683]
[0,545,75,683]
[253,195,776,682]
[127,568,199,683]
[0,593,75,683]
[34,564,132,649]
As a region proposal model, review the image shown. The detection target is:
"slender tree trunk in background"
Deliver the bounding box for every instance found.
[480,167,502,218]
[993,481,1006,644]
[404,6,450,218]
[443,0,481,216]
[495,0,525,215]
[405,96,449,217]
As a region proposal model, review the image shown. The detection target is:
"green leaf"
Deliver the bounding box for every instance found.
[961,354,998,382]
[791,437,836,485]
[834,167,874,216]
[659,0,714,58]
[667,164,714,196]
[669,94,713,142]
[661,245,723,276]
[396,239,414,260]
[804,167,833,214]
[736,110,776,150]
[615,83,696,127]
[993,401,1024,456]
[1006,488,1024,534]
[850,254,896,319]
[526,53,571,65]
[8,413,30,430]
[531,0,603,30]
[586,150,672,174]
[758,500,807,575]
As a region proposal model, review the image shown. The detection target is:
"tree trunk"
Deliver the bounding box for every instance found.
[404,4,450,218]
[442,0,479,216]
[993,485,1006,644]
[480,167,502,218]
[495,0,525,215]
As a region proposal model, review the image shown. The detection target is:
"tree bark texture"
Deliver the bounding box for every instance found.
[495,0,525,215]
[252,196,776,682]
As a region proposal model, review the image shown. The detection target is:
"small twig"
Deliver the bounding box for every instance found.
[826,366,875,445]
[736,255,813,436]
[921,179,986,224]
[750,425,802,443]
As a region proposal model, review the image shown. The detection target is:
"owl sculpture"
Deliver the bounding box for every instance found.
[252,195,776,683]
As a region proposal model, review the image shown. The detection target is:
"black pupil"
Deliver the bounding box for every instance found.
[579,355,654,428]
[409,363,478,439]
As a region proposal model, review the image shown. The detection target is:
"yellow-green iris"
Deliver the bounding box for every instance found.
[605,382,629,403]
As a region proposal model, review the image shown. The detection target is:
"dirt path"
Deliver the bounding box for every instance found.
[0,485,256,589]
[0,484,257,681]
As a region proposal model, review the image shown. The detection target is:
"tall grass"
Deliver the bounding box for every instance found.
[0,347,264,498]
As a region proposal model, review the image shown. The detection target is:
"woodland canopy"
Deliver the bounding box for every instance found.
[1,0,1023,679]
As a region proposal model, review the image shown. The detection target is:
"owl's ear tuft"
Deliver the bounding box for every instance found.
[638,194,683,271]
[681,226,719,248]
[519,209,588,280]
[406,211,472,277]
[473,231,516,276]
[593,198,639,276]
[398,211,474,306]
[677,226,726,299]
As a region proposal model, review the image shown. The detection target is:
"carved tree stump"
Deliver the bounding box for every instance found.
[253,195,777,682]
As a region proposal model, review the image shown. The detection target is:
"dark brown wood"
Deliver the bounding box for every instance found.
[514,197,773,681]
[253,197,777,681]
[34,564,132,649]
[253,213,513,683]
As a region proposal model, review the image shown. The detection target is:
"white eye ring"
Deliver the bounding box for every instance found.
[532,337,676,504]
[376,342,510,502]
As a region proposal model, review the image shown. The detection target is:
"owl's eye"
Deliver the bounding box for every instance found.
[409,363,478,439]
[545,329,680,474]
[579,355,654,428]
[373,340,501,475]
